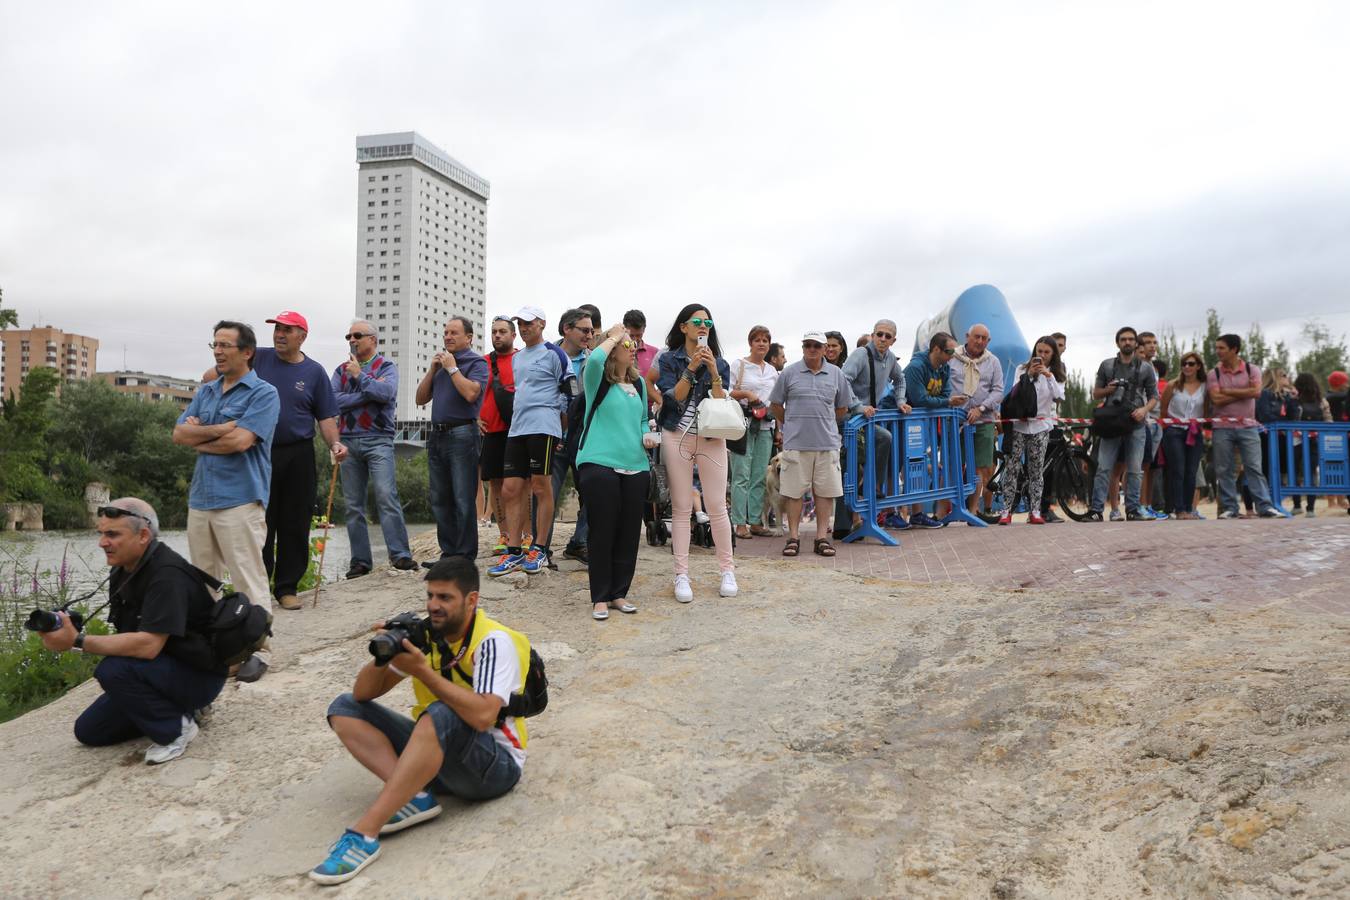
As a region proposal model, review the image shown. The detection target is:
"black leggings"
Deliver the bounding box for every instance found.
[577,464,650,604]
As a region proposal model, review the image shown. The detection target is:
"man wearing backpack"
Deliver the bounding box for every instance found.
[39,499,227,765]
[311,556,533,885]
[1208,333,1281,518]
[1086,326,1159,521]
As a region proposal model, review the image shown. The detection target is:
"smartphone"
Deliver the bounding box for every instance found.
[697,334,709,349]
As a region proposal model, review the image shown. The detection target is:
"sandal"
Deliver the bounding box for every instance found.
[750,525,775,537]
[608,600,638,614]
[782,538,800,557]
[813,538,836,557]
[735,526,754,540]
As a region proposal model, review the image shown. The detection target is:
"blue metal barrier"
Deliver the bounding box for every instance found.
[842,408,985,545]
[1265,421,1350,516]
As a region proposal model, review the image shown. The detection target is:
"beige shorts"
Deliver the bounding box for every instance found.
[778,449,843,500]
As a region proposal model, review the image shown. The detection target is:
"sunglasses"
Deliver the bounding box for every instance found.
[941,346,956,355]
[492,314,512,323]
[686,317,713,327]
[874,331,894,340]
[345,332,375,341]
[571,325,595,334]
[97,505,148,524]
[802,341,824,349]
[1182,360,1200,366]
[619,339,637,349]
[207,341,237,350]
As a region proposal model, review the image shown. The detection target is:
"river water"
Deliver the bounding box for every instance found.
[0,525,423,596]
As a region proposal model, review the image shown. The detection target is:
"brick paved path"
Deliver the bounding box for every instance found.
[730,514,1350,617]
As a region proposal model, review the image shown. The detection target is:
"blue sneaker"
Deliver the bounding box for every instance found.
[1148,507,1170,521]
[381,792,442,835]
[521,546,547,574]
[309,830,381,885]
[911,512,947,529]
[488,552,525,577]
[1109,509,1124,522]
[882,512,910,530]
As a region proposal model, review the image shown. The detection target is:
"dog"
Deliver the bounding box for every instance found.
[761,453,788,534]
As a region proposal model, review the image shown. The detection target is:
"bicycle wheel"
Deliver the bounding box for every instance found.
[978,449,1007,522]
[1055,447,1096,521]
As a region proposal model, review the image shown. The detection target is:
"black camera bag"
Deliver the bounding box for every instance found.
[207,590,272,667]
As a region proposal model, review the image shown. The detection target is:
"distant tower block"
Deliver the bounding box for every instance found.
[354,132,490,424]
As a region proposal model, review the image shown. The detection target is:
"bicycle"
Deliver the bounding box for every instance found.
[978,425,1097,522]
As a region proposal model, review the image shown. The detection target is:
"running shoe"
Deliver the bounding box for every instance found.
[144,716,198,765]
[882,512,910,530]
[381,793,442,835]
[487,552,525,577]
[674,575,694,603]
[1125,509,1154,522]
[1258,507,1284,518]
[1109,509,1124,522]
[309,830,381,885]
[1216,510,1239,519]
[910,512,946,529]
[492,534,508,554]
[1084,510,1104,522]
[719,571,738,598]
[521,546,547,574]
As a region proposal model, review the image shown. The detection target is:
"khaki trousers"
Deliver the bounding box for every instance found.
[188,502,273,665]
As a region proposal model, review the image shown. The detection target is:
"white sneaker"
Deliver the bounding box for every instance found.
[674,575,693,603]
[719,571,738,598]
[145,716,199,765]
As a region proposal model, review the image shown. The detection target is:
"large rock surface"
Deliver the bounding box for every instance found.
[3,529,1347,898]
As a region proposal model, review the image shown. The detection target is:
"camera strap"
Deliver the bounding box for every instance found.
[436,613,477,677]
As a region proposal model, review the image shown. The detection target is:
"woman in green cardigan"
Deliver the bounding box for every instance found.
[577,323,657,620]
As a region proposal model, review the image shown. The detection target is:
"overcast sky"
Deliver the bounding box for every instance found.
[2,0,1349,381]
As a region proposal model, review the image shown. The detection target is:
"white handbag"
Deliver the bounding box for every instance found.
[695,396,747,440]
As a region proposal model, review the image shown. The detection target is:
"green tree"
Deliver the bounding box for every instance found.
[0,368,60,506]
[0,286,16,330]
[1062,369,1092,419]
[1196,308,1224,369]
[1245,323,1271,368]
[1156,326,1188,380]
[1293,319,1348,382]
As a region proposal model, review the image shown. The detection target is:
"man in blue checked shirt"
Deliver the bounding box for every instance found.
[174,320,280,683]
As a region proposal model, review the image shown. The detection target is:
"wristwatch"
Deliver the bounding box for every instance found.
[447,366,460,377]
[73,632,86,651]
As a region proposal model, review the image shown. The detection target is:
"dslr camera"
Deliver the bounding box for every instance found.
[1106,379,1131,407]
[25,606,85,634]
[368,611,433,666]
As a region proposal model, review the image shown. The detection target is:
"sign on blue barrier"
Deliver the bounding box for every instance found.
[1265,422,1350,515]
[841,408,985,545]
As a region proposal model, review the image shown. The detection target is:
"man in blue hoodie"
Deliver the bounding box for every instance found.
[901,332,958,528]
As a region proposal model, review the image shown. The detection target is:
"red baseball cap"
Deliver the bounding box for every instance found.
[1330,370,1348,390]
[266,310,309,331]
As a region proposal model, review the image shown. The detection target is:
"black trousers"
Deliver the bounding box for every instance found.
[74,655,225,746]
[577,464,649,603]
[264,439,318,598]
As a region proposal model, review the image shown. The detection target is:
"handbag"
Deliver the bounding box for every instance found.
[696,396,748,441]
[728,360,752,454]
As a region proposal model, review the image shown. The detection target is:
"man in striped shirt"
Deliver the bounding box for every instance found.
[310,557,528,885]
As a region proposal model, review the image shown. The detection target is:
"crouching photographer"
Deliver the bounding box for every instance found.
[311,555,544,886]
[37,499,227,765]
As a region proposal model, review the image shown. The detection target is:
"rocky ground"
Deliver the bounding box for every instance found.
[2,522,1347,898]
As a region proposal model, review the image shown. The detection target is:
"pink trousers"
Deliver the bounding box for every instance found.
[662,430,735,575]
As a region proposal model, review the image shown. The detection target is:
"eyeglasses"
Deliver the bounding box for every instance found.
[97,505,148,524]
[874,331,895,340]
[345,332,375,341]
[802,342,824,349]
[686,317,713,327]
[941,346,956,355]
[571,325,595,334]
[207,341,237,350]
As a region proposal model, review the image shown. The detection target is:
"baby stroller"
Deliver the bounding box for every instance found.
[645,440,671,546]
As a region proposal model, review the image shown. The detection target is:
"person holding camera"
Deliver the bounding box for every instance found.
[312,556,528,885]
[1086,326,1159,521]
[996,338,1066,525]
[38,499,227,765]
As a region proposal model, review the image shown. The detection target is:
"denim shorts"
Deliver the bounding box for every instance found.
[327,693,521,801]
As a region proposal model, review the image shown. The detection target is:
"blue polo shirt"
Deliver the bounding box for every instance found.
[252,348,339,444]
[430,349,489,422]
[178,369,280,511]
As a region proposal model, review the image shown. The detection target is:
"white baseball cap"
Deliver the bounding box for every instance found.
[802,330,827,344]
[514,305,547,322]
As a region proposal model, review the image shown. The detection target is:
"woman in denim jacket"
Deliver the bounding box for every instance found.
[655,304,736,604]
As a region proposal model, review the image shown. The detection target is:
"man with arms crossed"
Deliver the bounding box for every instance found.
[174,320,279,683]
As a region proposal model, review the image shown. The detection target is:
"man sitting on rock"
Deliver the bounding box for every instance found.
[39,498,227,765]
[310,556,529,885]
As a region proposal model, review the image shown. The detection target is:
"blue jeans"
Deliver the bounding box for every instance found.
[75,655,225,746]
[327,693,521,801]
[1092,427,1145,512]
[427,426,480,559]
[340,434,412,566]
[1213,427,1272,514]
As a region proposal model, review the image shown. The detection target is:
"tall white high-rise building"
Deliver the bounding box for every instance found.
[355,131,489,424]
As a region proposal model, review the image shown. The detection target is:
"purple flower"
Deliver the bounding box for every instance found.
[59,549,70,592]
